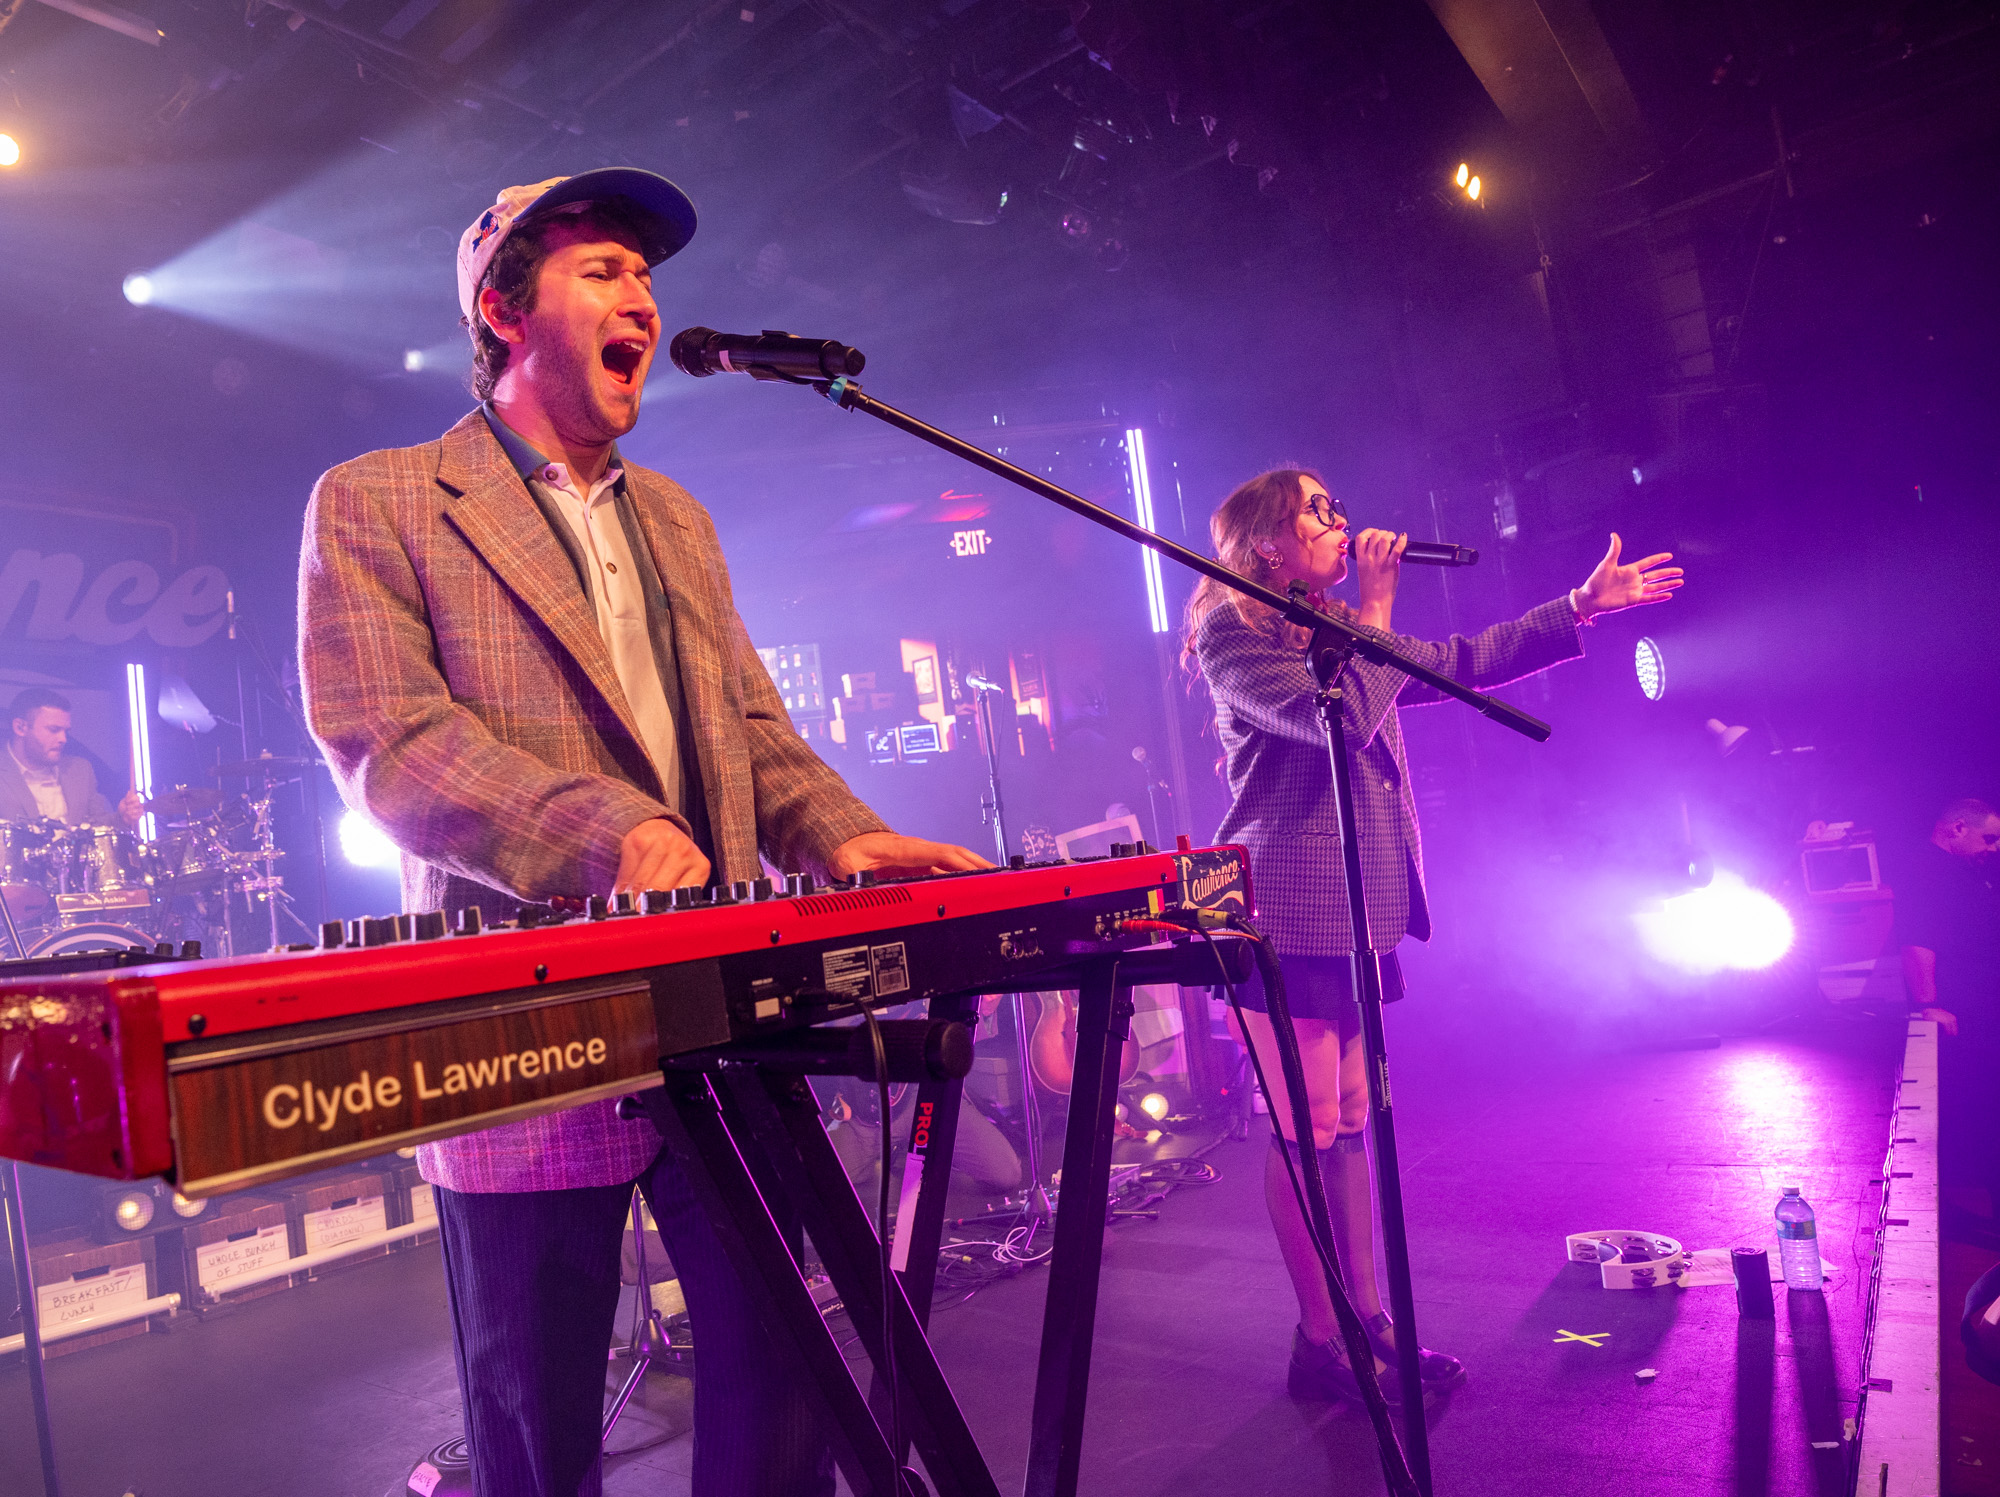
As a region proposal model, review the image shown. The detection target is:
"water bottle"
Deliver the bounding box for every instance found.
[1775,1187,1823,1290]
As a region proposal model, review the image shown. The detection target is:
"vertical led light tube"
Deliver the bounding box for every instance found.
[1125,427,1170,634]
[124,662,155,841]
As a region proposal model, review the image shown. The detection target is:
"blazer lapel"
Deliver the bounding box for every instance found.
[624,473,732,828]
[434,414,647,754]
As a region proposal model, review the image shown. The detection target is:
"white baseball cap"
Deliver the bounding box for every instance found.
[456,167,698,325]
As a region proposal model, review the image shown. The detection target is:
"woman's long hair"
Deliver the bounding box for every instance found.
[1180,467,1352,681]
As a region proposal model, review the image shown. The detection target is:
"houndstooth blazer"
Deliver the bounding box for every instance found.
[1193,596,1583,958]
[299,409,887,1191]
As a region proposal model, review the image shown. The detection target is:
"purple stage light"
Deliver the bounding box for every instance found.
[1634,873,1794,974]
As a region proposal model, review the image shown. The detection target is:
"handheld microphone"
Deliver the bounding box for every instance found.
[1395,540,1480,567]
[668,327,865,382]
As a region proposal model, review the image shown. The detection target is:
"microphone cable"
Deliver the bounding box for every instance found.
[1185,918,1420,1497]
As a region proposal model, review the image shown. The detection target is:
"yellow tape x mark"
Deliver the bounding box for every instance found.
[1554,1329,1611,1347]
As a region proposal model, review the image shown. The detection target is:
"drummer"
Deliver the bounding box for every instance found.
[1,688,144,830]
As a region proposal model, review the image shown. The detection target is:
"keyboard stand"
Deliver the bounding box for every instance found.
[644,938,1250,1497]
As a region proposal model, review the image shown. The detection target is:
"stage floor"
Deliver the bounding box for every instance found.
[0,1012,1904,1496]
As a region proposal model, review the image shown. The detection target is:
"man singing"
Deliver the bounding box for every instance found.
[299,169,984,1497]
[1,687,145,829]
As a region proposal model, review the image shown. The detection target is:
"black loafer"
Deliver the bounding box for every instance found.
[1364,1311,1466,1390]
[1287,1325,1406,1407]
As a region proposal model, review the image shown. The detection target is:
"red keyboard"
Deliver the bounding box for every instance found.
[0,845,1249,1196]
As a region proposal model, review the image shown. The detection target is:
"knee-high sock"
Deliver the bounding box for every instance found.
[1322,1131,1384,1325]
[1264,1134,1384,1351]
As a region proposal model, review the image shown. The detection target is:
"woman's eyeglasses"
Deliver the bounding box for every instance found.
[1303,493,1348,529]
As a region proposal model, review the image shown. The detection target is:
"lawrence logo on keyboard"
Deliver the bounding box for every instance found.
[168,982,661,1194]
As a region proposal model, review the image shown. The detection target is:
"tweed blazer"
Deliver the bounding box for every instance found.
[299,409,888,1191]
[0,753,116,826]
[1193,596,1583,958]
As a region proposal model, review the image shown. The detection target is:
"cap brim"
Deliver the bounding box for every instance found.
[519,168,698,265]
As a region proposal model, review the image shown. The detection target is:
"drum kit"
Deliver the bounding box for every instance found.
[0,754,314,959]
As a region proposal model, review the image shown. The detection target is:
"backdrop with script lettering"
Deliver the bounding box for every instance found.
[0,497,230,651]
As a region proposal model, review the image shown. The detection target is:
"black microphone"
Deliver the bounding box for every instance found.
[668,327,865,382]
[1396,540,1480,567]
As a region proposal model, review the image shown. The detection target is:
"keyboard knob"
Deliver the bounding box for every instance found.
[393,914,418,942]
[614,891,636,915]
[588,894,610,920]
[671,887,704,911]
[414,910,448,941]
[1008,854,1026,870]
[455,907,485,936]
[751,877,774,901]
[179,939,202,959]
[783,873,813,898]
[364,916,398,946]
[642,889,672,914]
[320,920,345,950]
[851,869,875,888]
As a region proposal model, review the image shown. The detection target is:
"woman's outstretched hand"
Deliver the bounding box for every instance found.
[1573,533,1683,622]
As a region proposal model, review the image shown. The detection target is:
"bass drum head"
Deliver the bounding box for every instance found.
[25,922,156,958]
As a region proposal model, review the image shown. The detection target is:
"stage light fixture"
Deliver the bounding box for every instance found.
[0,134,20,168]
[170,1191,208,1219]
[1635,637,1665,701]
[1138,1091,1170,1122]
[126,662,156,841]
[1467,175,1482,201]
[404,348,425,372]
[1455,162,1469,189]
[123,271,156,306]
[1635,872,1794,974]
[1125,428,1170,634]
[339,809,401,870]
[112,1189,156,1232]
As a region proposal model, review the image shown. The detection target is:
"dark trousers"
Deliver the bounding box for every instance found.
[434,1148,833,1497]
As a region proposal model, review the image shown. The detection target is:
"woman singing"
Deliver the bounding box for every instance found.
[1184,468,1680,1405]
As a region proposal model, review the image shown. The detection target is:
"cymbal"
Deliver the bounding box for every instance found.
[208,755,316,778]
[145,787,221,818]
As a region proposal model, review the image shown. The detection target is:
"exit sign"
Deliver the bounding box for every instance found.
[950,529,992,557]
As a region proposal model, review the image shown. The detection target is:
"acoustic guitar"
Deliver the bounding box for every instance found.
[1026,990,1142,1095]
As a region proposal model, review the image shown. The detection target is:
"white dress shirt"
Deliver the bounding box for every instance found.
[531,460,685,814]
[8,743,66,820]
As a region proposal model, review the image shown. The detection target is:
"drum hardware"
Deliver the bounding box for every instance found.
[1,765,315,958]
[143,786,222,820]
[207,753,313,781]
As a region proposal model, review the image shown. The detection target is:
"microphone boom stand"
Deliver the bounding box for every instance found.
[969,677,1056,1242]
[771,370,1554,1497]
